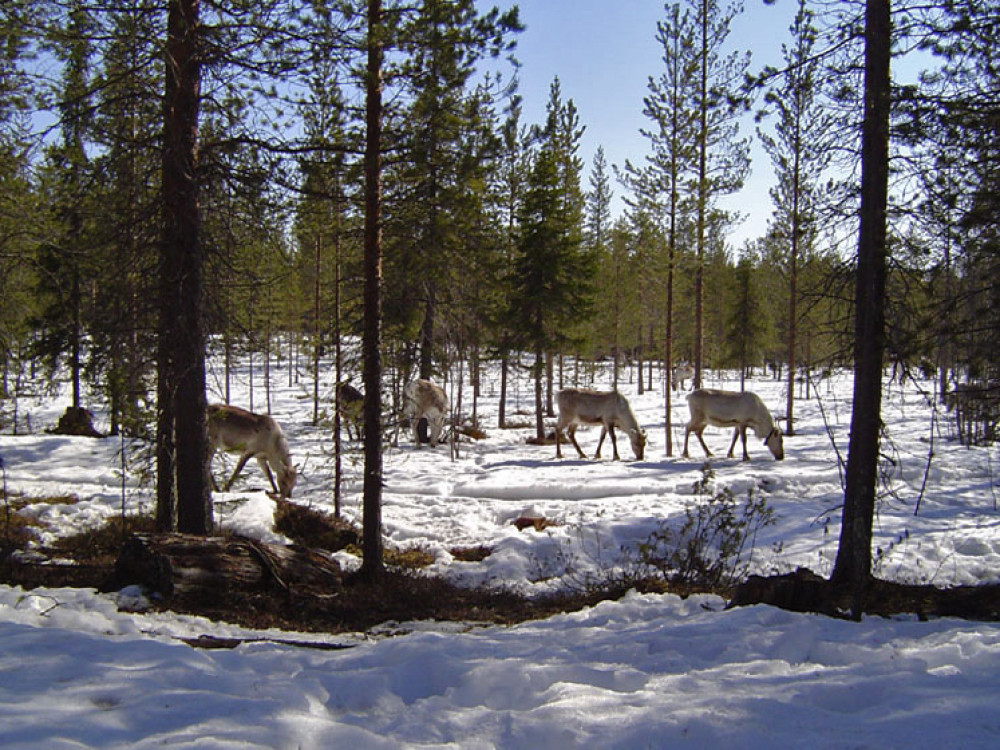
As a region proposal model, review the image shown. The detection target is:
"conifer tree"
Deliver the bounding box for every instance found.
[509,79,594,439]
[35,1,95,412]
[758,0,834,436]
[388,0,521,379]
[688,0,751,388]
[638,1,699,453]
[830,0,892,616]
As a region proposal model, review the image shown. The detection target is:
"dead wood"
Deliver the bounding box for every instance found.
[112,533,343,606]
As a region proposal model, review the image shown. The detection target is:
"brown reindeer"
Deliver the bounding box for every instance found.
[555,388,646,461]
[337,382,364,440]
[207,404,297,497]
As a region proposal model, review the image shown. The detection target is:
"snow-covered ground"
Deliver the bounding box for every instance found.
[2,356,999,748]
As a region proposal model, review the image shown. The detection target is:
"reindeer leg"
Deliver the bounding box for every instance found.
[608,426,620,461]
[696,429,713,457]
[209,453,221,492]
[568,425,587,459]
[555,419,563,458]
[594,426,606,459]
[741,427,750,461]
[224,451,254,491]
[258,455,280,494]
[727,427,740,458]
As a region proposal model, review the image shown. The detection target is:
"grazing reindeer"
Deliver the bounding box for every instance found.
[683,389,784,461]
[403,379,448,447]
[207,404,297,497]
[671,362,695,391]
[336,382,364,440]
[555,388,646,461]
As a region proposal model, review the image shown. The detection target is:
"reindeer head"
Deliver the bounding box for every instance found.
[277,464,298,498]
[764,427,784,461]
[630,428,647,461]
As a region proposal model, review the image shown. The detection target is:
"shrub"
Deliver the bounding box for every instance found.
[633,464,777,595]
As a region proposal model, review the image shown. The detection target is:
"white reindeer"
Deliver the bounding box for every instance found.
[671,362,695,391]
[207,404,297,497]
[683,388,784,461]
[555,388,646,461]
[403,379,448,447]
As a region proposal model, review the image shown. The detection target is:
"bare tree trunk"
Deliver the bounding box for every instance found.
[360,0,385,578]
[499,352,508,428]
[831,0,891,620]
[313,235,321,427]
[333,238,343,518]
[157,0,211,535]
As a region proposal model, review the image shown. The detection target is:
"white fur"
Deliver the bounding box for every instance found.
[683,389,784,461]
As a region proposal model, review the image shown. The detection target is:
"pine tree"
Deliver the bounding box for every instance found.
[35,1,95,412]
[830,0,892,617]
[688,0,751,388]
[89,0,163,437]
[759,0,834,436]
[360,0,386,578]
[156,0,212,534]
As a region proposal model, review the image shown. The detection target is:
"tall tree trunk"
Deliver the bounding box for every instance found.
[157,0,211,535]
[830,0,892,618]
[361,0,385,578]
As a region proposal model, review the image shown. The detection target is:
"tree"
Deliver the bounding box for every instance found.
[492,96,530,429]
[156,0,212,535]
[830,0,892,617]
[360,0,386,578]
[34,2,95,413]
[508,80,593,439]
[637,1,699,454]
[585,146,613,259]
[688,0,751,388]
[509,81,595,439]
[758,0,835,436]
[89,0,163,437]
[0,1,39,420]
[387,0,521,380]
[725,252,770,385]
[903,0,1000,437]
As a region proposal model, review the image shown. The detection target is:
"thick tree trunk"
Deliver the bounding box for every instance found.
[831,0,892,618]
[157,0,211,535]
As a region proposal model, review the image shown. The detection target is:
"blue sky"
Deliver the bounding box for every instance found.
[484,0,802,250]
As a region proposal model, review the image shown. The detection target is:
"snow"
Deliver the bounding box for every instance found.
[2,358,1000,748]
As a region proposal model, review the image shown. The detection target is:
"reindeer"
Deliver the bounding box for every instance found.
[555,388,646,461]
[683,388,784,461]
[336,382,364,440]
[671,362,695,391]
[207,404,297,497]
[403,379,448,447]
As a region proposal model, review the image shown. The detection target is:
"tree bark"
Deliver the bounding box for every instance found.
[830,0,892,618]
[361,0,385,577]
[157,0,211,535]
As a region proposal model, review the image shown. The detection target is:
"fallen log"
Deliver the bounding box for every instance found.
[112,533,343,607]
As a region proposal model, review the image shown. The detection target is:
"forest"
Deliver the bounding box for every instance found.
[0,2,997,582]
